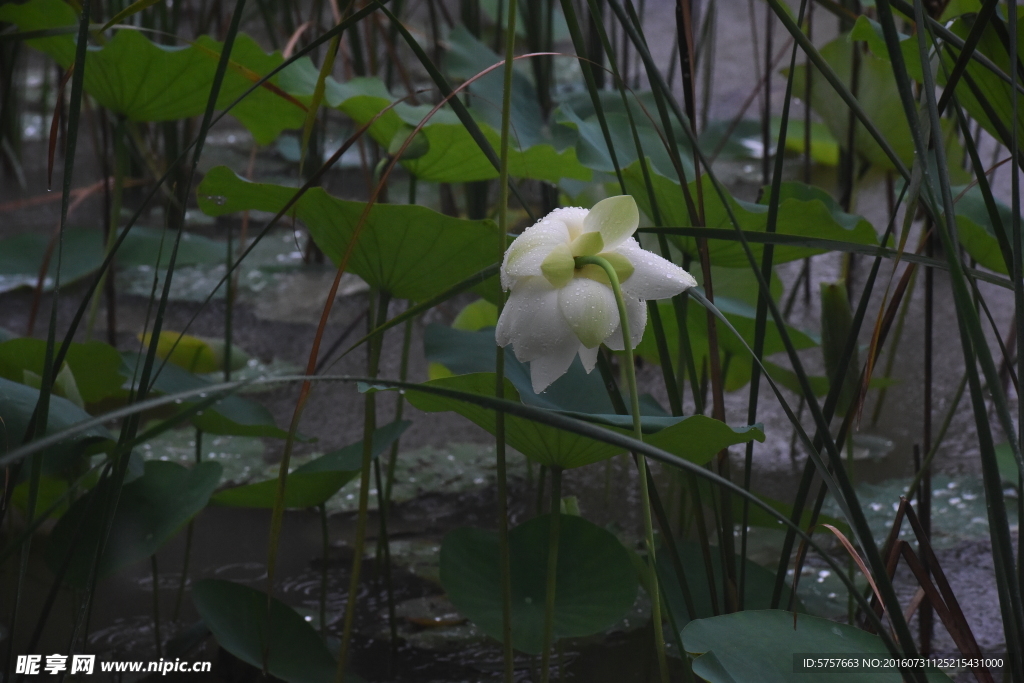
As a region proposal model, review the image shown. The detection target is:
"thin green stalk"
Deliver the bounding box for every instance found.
[336,289,391,682]
[494,0,519,678]
[575,254,669,683]
[539,467,562,683]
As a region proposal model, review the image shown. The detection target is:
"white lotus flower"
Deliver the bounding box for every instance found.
[496,195,698,393]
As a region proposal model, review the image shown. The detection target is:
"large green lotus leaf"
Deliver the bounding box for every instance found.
[0,376,113,476]
[0,0,307,143]
[683,610,952,682]
[46,460,222,586]
[121,352,290,439]
[320,76,590,183]
[0,338,126,405]
[405,373,763,469]
[658,541,802,629]
[211,420,409,508]
[789,33,914,169]
[0,227,105,294]
[114,226,226,268]
[440,513,638,654]
[193,579,362,683]
[951,184,1022,275]
[624,166,878,267]
[941,14,1024,152]
[635,268,818,392]
[197,166,502,301]
[555,90,696,179]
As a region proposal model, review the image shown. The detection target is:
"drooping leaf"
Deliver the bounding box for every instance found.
[405,373,764,469]
[623,166,878,267]
[211,420,410,508]
[682,610,953,682]
[46,460,222,586]
[0,376,113,475]
[121,352,291,439]
[197,167,503,301]
[440,513,638,654]
[192,579,362,683]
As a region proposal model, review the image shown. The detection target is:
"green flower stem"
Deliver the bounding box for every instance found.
[539,466,563,683]
[494,0,519,679]
[336,289,391,683]
[574,256,670,683]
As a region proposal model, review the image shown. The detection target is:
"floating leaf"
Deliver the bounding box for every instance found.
[0,227,105,294]
[46,461,222,586]
[406,373,763,469]
[212,420,409,508]
[197,167,502,302]
[193,579,362,683]
[440,513,638,654]
[682,610,952,682]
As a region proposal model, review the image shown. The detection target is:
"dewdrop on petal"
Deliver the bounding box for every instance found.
[495,195,697,393]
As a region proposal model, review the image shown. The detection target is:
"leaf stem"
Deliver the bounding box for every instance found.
[539,467,562,683]
[574,255,669,683]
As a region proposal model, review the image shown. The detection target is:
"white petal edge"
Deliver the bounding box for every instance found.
[615,238,698,300]
[543,207,588,241]
[603,296,647,351]
[496,276,576,363]
[557,277,620,349]
[529,336,582,393]
[577,345,599,373]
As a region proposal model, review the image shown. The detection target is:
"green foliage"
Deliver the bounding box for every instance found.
[682,610,952,682]
[0,376,113,474]
[405,373,764,469]
[197,167,503,301]
[625,168,878,266]
[193,579,362,683]
[212,420,409,508]
[440,513,638,654]
[0,338,125,406]
[658,541,802,628]
[0,0,308,143]
[122,352,290,438]
[46,460,222,586]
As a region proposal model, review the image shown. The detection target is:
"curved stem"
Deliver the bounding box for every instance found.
[573,255,670,683]
[539,466,562,683]
[336,289,391,683]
